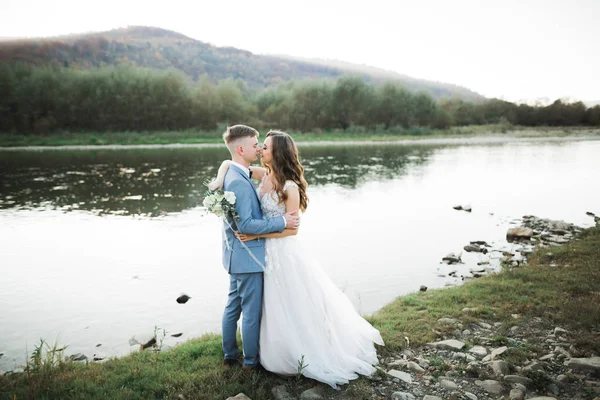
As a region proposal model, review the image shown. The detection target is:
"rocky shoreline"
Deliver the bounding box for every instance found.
[226,213,599,400]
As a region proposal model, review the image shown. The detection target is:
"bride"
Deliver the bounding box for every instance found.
[211,130,383,388]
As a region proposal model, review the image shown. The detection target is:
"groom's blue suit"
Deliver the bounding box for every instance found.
[221,164,286,366]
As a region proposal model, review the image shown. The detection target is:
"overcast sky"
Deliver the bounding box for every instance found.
[1,0,598,102]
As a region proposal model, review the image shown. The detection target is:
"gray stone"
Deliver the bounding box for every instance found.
[440,379,458,390]
[464,392,478,400]
[566,357,600,371]
[554,327,568,335]
[469,346,488,357]
[504,375,533,387]
[507,227,533,239]
[300,388,323,400]
[509,388,524,400]
[523,362,543,373]
[407,361,425,373]
[427,339,465,351]
[539,353,554,361]
[547,383,559,395]
[68,353,88,362]
[391,392,416,400]
[478,322,492,329]
[526,398,557,400]
[387,369,412,384]
[556,374,568,383]
[438,318,459,325]
[491,360,509,376]
[490,346,508,360]
[423,396,443,400]
[389,359,408,368]
[511,383,527,392]
[226,394,252,400]
[475,379,504,394]
[271,385,293,400]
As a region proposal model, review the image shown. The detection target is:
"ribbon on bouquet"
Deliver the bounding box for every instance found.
[221,217,267,271]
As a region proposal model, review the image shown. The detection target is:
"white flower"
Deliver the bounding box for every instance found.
[224,191,236,204]
[212,202,223,212]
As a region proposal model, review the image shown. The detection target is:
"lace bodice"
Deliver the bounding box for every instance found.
[257,179,298,218]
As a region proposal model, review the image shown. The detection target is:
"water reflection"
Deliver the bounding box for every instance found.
[0,145,434,216]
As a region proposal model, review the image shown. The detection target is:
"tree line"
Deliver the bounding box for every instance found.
[1,63,599,134]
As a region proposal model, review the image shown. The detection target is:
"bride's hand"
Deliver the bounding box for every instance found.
[235,231,257,242]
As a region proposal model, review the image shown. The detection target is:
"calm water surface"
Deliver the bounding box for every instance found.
[1,140,599,370]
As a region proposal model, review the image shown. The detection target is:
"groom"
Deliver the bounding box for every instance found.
[221,124,299,369]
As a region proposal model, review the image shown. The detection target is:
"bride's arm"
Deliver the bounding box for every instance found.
[207,160,231,190]
[249,166,267,181]
[236,186,300,241]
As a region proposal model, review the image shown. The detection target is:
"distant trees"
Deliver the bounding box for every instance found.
[0,63,598,135]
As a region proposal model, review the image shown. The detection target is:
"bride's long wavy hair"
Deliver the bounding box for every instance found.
[263,130,309,212]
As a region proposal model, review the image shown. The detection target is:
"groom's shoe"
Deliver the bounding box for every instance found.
[241,363,266,374]
[222,358,239,367]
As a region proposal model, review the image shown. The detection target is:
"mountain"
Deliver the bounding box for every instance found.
[0,26,485,101]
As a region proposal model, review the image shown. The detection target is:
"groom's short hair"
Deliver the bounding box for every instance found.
[223,124,259,144]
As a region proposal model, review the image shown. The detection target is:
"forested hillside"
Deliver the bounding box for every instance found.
[0,26,484,101]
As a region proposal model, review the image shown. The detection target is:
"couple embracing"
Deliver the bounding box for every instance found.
[209,124,383,388]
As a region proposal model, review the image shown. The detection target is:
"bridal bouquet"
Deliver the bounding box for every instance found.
[203,189,239,221]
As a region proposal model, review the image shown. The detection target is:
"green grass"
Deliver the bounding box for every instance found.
[1,125,598,147]
[1,227,599,399]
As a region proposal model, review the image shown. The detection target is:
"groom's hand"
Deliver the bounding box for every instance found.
[284,210,300,229]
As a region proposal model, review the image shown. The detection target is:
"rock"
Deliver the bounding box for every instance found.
[464,393,478,400]
[526,398,557,400]
[555,374,568,383]
[547,383,559,395]
[407,361,425,373]
[391,392,416,400]
[469,346,488,357]
[389,359,408,368]
[423,396,443,400]
[539,354,554,361]
[478,322,492,329]
[176,294,191,304]
[475,379,504,394]
[226,394,251,400]
[464,244,484,252]
[509,388,525,400]
[508,383,525,393]
[271,385,293,400]
[419,285,427,292]
[506,227,533,240]
[141,338,157,350]
[490,346,508,360]
[427,339,465,351]
[387,369,412,384]
[442,253,462,264]
[300,388,323,400]
[566,357,600,371]
[68,353,87,362]
[491,360,509,376]
[452,352,476,362]
[523,362,543,373]
[437,318,459,325]
[440,379,458,390]
[453,205,463,210]
[462,205,472,212]
[504,375,533,387]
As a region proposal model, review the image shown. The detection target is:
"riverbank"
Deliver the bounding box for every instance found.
[1,216,598,399]
[1,125,599,149]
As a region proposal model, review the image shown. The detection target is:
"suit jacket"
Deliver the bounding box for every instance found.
[221,164,286,274]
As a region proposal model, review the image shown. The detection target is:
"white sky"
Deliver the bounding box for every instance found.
[1,0,599,102]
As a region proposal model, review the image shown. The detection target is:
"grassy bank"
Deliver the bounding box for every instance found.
[1,227,599,399]
[1,125,599,147]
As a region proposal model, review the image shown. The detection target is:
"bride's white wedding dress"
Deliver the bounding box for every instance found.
[258,180,384,388]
